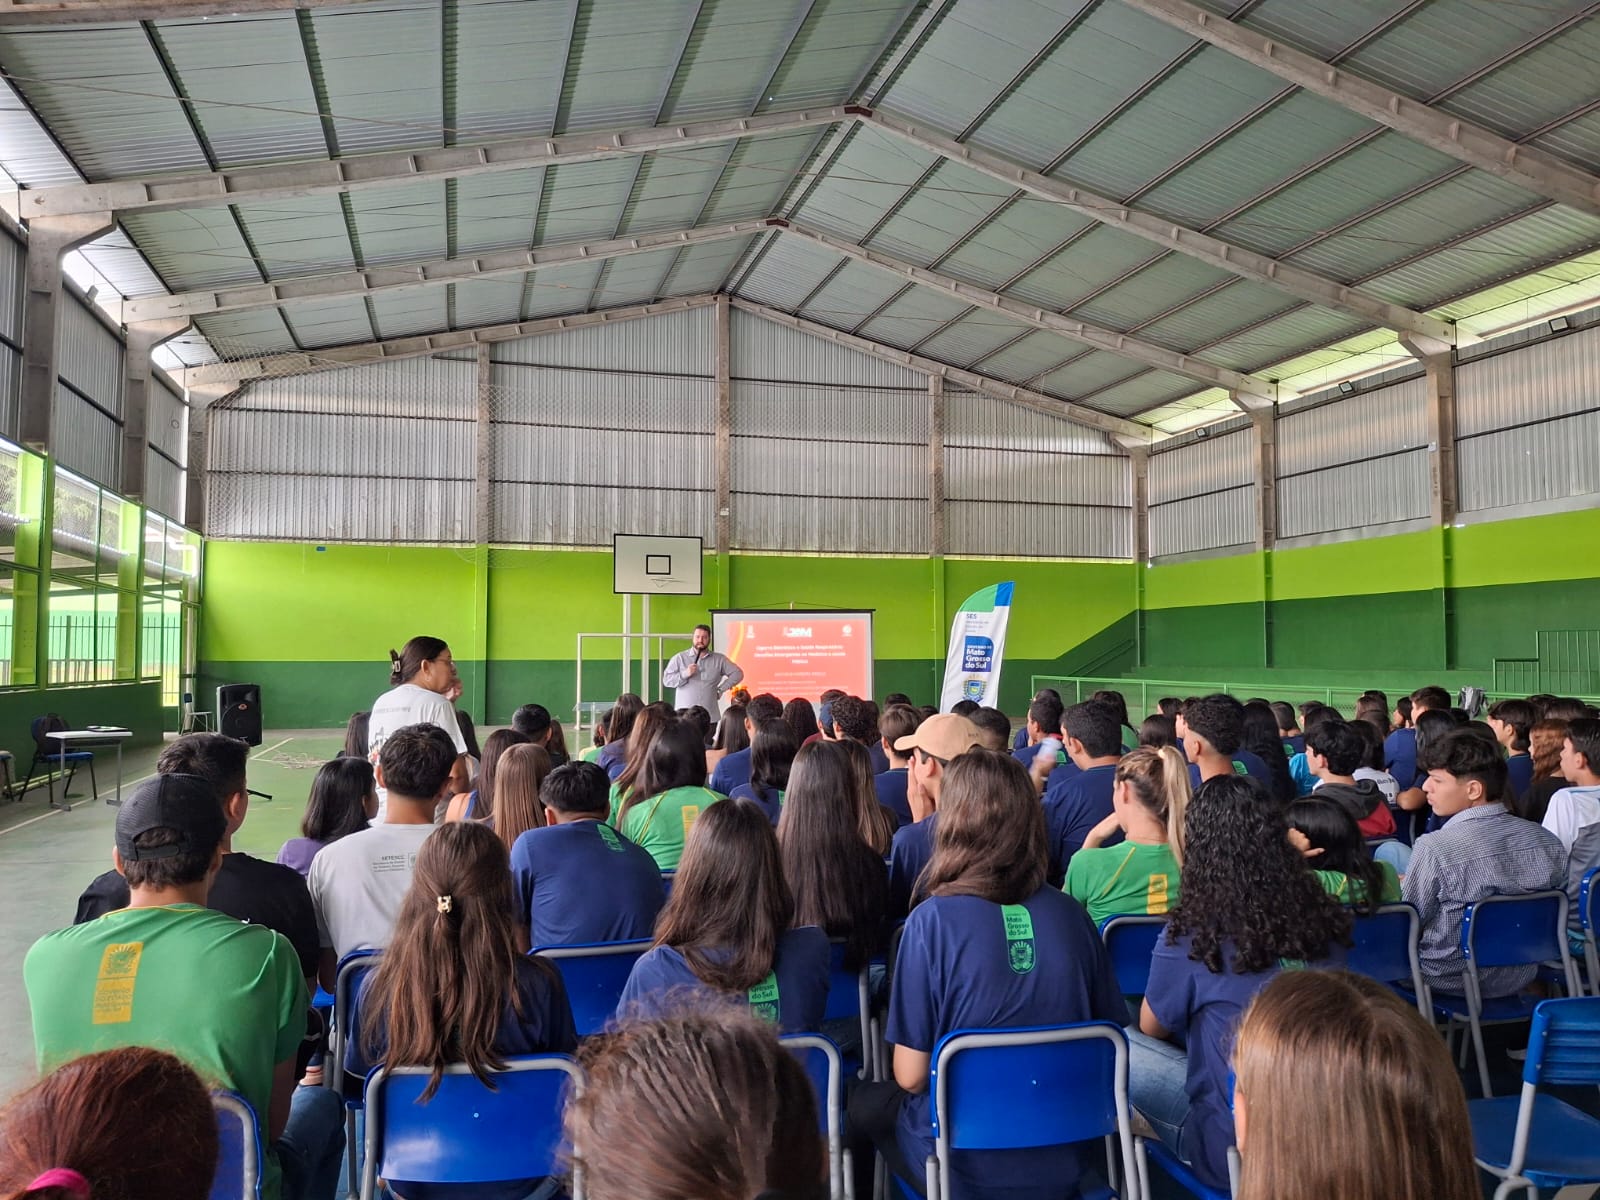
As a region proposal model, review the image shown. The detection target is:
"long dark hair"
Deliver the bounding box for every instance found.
[389,636,449,687]
[342,711,370,759]
[492,742,552,852]
[473,728,531,821]
[302,756,374,843]
[613,703,675,800]
[361,822,551,1100]
[782,697,817,746]
[778,742,888,970]
[1412,708,1462,773]
[836,737,897,856]
[1241,700,1295,804]
[920,750,1047,905]
[711,706,749,754]
[617,720,707,829]
[607,693,646,747]
[1168,775,1351,973]
[1287,799,1389,916]
[749,718,798,801]
[654,797,794,993]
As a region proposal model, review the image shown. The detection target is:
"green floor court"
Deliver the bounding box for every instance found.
[0,730,343,1095]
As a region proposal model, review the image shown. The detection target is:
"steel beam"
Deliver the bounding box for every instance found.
[729,297,1155,444]
[1400,332,1458,526]
[866,108,1455,344]
[180,295,720,390]
[928,373,946,558]
[123,220,774,321]
[19,106,860,219]
[121,317,191,501]
[20,212,113,451]
[474,342,492,545]
[777,221,1276,404]
[1251,407,1276,551]
[0,0,390,22]
[1118,0,1600,219]
[1119,439,1150,564]
[714,294,732,555]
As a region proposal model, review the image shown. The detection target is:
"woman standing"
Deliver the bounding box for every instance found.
[368,636,469,818]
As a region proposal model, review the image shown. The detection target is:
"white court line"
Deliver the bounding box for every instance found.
[0,736,297,839]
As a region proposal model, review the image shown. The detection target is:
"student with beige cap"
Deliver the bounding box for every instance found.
[886,713,984,917]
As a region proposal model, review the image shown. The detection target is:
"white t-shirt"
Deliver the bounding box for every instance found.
[1542,785,1600,852]
[368,682,467,819]
[307,823,436,961]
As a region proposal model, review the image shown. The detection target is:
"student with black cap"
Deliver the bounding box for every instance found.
[25,774,345,1200]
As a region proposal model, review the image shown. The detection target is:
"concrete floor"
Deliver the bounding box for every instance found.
[0,729,344,1095]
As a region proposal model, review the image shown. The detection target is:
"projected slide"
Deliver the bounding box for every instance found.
[713,610,874,702]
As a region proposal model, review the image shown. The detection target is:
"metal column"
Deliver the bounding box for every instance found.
[19,212,113,452]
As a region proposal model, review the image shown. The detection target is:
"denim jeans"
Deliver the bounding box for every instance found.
[275,1084,346,1200]
[1374,839,1413,875]
[1126,1029,1193,1162]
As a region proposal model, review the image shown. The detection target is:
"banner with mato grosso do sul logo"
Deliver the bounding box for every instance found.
[938,582,1014,712]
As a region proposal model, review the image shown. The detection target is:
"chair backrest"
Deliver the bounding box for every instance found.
[329,948,382,1098]
[932,1022,1130,1153]
[210,1092,262,1200]
[1347,903,1424,992]
[823,939,869,1023]
[1461,890,1569,969]
[781,1033,845,1200]
[1583,867,1600,934]
[1524,996,1600,1088]
[364,1055,581,1192]
[534,939,653,1036]
[31,713,65,754]
[660,870,675,897]
[1098,915,1166,996]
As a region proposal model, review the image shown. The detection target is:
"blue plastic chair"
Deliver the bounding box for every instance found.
[534,939,652,1037]
[824,939,876,1080]
[1098,914,1166,997]
[923,1022,1139,1200]
[1346,902,1430,1017]
[325,948,381,1199]
[660,870,675,897]
[1470,996,1600,1199]
[1579,868,1599,996]
[1136,1138,1238,1200]
[360,1054,582,1200]
[1437,890,1579,1099]
[210,1091,262,1200]
[781,1033,848,1200]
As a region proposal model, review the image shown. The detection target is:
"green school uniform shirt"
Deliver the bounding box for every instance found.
[26,903,306,1200]
[619,785,723,870]
[1062,841,1181,925]
[1315,862,1402,905]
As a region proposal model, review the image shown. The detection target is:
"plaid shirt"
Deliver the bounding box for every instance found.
[1401,802,1567,997]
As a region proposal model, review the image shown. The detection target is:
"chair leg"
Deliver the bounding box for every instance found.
[1469,1015,1493,1099]
[344,1109,358,1200]
[87,758,98,801]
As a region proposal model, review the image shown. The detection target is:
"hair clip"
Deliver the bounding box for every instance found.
[436,895,453,914]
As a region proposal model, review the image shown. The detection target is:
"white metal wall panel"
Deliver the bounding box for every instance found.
[0,341,17,444]
[730,308,925,389]
[56,293,123,414]
[947,500,1130,560]
[228,357,474,418]
[944,390,1121,456]
[732,492,928,556]
[144,446,184,522]
[731,381,927,442]
[52,380,118,487]
[944,445,1128,506]
[1277,450,1431,539]
[1149,486,1255,558]
[0,229,21,342]
[494,482,713,547]
[491,306,714,375]
[1458,414,1600,513]
[207,473,472,543]
[1276,379,1428,475]
[491,364,711,436]
[1148,430,1252,504]
[1456,323,1600,437]
[148,377,187,460]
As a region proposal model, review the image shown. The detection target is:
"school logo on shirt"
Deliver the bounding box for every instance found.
[93,941,143,1025]
[596,824,625,853]
[1001,904,1035,974]
[1146,874,1170,914]
[748,972,780,1024]
[681,806,700,837]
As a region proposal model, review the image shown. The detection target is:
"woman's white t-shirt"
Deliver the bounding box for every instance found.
[367,682,467,819]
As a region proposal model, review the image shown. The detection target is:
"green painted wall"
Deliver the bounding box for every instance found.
[199,506,1600,728]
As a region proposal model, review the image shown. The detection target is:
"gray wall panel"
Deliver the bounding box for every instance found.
[1276,378,1427,476]
[53,381,119,488]
[1277,450,1431,539]
[1149,486,1255,559]
[1459,413,1600,513]
[1148,430,1252,505]
[1456,323,1600,437]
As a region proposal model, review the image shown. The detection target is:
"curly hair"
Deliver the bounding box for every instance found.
[1167,775,1351,974]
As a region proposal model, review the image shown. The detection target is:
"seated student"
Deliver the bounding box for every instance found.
[1091,688,1140,751]
[1011,693,1066,773]
[1270,701,1303,756]
[1041,701,1124,885]
[838,737,900,857]
[566,1008,827,1200]
[28,776,344,1200]
[780,697,816,750]
[510,761,664,947]
[1488,698,1536,800]
[778,741,890,976]
[1394,708,1464,831]
[1286,703,1335,796]
[596,693,644,781]
[1404,729,1566,998]
[1348,716,1401,806]
[708,693,783,795]
[1130,775,1350,1193]
[620,797,829,1032]
[1139,712,1178,750]
[969,705,1012,753]
[1392,695,1414,732]
[76,734,321,988]
[949,698,979,717]
[443,728,529,824]
[831,696,890,774]
[488,742,552,851]
[608,702,675,819]
[1011,687,1061,750]
[352,822,577,1200]
[278,757,377,878]
[707,703,749,775]
[886,714,984,918]
[810,688,847,744]
[1545,718,1600,935]
[1304,719,1396,839]
[580,708,610,765]
[1385,685,1451,794]
[1231,971,1480,1200]
[1521,716,1572,822]
[849,750,1126,1200]
[1065,745,1189,924]
[729,718,797,825]
[1182,694,1268,789]
[1287,799,1400,910]
[308,724,454,982]
[511,702,570,768]
[0,1047,221,1200]
[676,704,713,755]
[1239,701,1295,804]
[616,719,723,871]
[874,703,921,828]
[342,711,370,760]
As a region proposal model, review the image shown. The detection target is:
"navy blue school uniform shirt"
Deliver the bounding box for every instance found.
[1012,745,1081,792]
[509,820,665,948]
[888,815,937,919]
[888,887,1127,1200]
[618,926,830,1032]
[348,957,578,1200]
[729,781,783,825]
[1282,734,1305,757]
[1144,934,1345,1192]
[1384,727,1419,791]
[709,746,752,796]
[1187,749,1271,790]
[597,740,628,782]
[1012,725,1029,751]
[1042,763,1121,886]
[1507,753,1533,801]
[869,741,891,775]
[874,768,913,828]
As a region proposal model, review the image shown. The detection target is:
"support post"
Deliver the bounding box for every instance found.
[468,344,493,723]
[929,374,947,704]
[20,212,113,452]
[714,294,732,555]
[121,317,191,501]
[1400,333,1459,528]
[1251,406,1276,553]
[181,383,234,532]
[1116,436,1150,669]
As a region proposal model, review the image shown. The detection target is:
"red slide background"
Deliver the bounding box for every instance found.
[719,613,872,701]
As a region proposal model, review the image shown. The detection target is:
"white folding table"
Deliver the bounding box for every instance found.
[45,726,133,812]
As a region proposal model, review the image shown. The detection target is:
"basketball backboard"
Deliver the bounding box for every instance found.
[613,534,704,595]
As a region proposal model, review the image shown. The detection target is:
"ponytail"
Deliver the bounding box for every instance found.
[389,636,449,687]
[1114,745,1193,863]
[1156,744,1192,866]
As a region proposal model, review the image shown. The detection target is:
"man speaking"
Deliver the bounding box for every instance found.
[662,623,744,715]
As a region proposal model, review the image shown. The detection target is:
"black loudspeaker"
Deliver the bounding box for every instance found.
[217,683,263,746]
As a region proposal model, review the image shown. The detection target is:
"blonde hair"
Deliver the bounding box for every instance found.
[1115,745,1191,863]
[1233,971,1478,1200]
[491,742,551,852]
